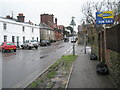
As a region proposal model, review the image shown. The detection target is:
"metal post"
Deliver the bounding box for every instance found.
[70,16,76,55]
[84,34,86,54]
[73,26,75,55]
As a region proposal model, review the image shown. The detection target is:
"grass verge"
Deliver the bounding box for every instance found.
[26,55,78,88]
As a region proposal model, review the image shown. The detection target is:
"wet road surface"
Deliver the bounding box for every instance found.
[2,40,74,88]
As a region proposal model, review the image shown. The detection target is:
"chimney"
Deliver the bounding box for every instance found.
[6,15,12,19]
[49,14,54,23]
[40,14,49,25]
[55,18,57,24]
[17,13,25,22]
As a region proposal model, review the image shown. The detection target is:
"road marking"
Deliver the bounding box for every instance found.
[64,46,72,54]
[65,47,72,54]
[12,70,40,88]
[67,47,72,52]
[69,49,73,54]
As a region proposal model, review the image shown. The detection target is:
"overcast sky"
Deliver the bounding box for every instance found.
[0,0,118,31]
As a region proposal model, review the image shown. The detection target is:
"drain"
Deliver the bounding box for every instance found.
[40,55,47,59]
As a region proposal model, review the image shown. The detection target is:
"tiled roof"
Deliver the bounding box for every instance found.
[39,23,54,30]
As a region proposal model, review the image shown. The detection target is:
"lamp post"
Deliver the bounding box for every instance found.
[84,33,88,54]
[70,17,76,55]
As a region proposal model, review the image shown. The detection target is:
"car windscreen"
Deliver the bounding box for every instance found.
[41,40,46,43]
[0,43,4,46]
[6,43,15,45]
[31,40,37,42]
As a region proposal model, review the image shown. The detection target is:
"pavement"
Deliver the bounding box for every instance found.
[67,44,117,88]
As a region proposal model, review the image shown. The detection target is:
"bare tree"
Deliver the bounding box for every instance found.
[81,0,119,27]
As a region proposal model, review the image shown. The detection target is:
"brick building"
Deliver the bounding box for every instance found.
[40,14,64,41]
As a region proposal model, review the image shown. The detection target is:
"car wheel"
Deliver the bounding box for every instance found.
[35,46,38,49]
[14,49,16,52]
[2,49,5,52]
[2,49,7,52]
[29,47,31,49]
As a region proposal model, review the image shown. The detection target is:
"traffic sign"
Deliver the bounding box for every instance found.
[96,11,114,24]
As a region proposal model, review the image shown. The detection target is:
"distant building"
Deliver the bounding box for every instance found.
[0,13,40,47]
[39,23,55,41]
[40,13,64,41]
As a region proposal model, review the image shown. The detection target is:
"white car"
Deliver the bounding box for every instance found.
[21,40,39,49]
[71,38,76,43]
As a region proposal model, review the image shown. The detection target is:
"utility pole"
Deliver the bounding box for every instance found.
[70,17,76,55]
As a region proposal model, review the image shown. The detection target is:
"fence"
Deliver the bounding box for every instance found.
[106,24,120,53]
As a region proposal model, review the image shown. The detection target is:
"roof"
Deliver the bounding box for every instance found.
[39,23,54,30]
[0,16,39,28]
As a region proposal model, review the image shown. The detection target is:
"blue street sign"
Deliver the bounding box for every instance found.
[96,11,114,24]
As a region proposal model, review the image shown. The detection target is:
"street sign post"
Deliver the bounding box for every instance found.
[96,11,114,24]
[70,17,76,55]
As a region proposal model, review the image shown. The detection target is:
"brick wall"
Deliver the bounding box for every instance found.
[106,49,120,87]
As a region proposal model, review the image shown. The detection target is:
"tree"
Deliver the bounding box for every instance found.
[65,26,73,34]
[81,0,119,27]
[63,30,70,37]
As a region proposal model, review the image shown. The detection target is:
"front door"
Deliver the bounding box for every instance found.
[17,36,19,48]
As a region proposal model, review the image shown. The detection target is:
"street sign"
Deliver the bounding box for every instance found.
[70,19,76,26]
[96,11,114,24]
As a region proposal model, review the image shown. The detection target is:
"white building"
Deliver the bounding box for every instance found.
[0,17,40,47]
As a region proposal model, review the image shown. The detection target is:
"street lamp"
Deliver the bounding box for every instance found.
[70,17,76,55]
[84,33,88,54]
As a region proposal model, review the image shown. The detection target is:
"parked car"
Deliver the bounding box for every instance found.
[39,40,51,46]
[0,42,16,52]
[21,40,39,49]
[64,37,69,42]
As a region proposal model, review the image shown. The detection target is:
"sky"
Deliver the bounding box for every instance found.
[0,0,118,31]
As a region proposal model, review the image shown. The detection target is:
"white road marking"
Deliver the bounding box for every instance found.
[69,49,73,54]
[64,46,72,54]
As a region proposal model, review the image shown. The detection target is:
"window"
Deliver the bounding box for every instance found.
[32,37,34,40]
[49,31,50,34]
[23,37,25,43]
[37,37,38,42]
[6,42,15,45]
[32,28,34,33]
[3,23,7,30]
[12,36,15,43]
[22,26,25,32]
[4,35,7,42]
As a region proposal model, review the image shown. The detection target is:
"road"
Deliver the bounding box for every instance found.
[2,38,75,88]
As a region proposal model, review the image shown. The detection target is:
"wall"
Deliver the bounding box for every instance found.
[40,28,55,40]
[91,32,99,58]
[105,49,120,88]
[105,24,120,88]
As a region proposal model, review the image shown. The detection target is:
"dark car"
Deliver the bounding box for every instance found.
[64,37,69,42]
[40,40,51,46]
[0,42,16,52]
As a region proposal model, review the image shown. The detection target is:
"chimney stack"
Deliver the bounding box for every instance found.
[17,13,25,22]
[55,18,57,24]
[6,15,12,19]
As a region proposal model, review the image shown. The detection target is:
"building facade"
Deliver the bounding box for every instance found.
[40,14,64,41]
[0,16,40,47]
[40,23,55,41]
